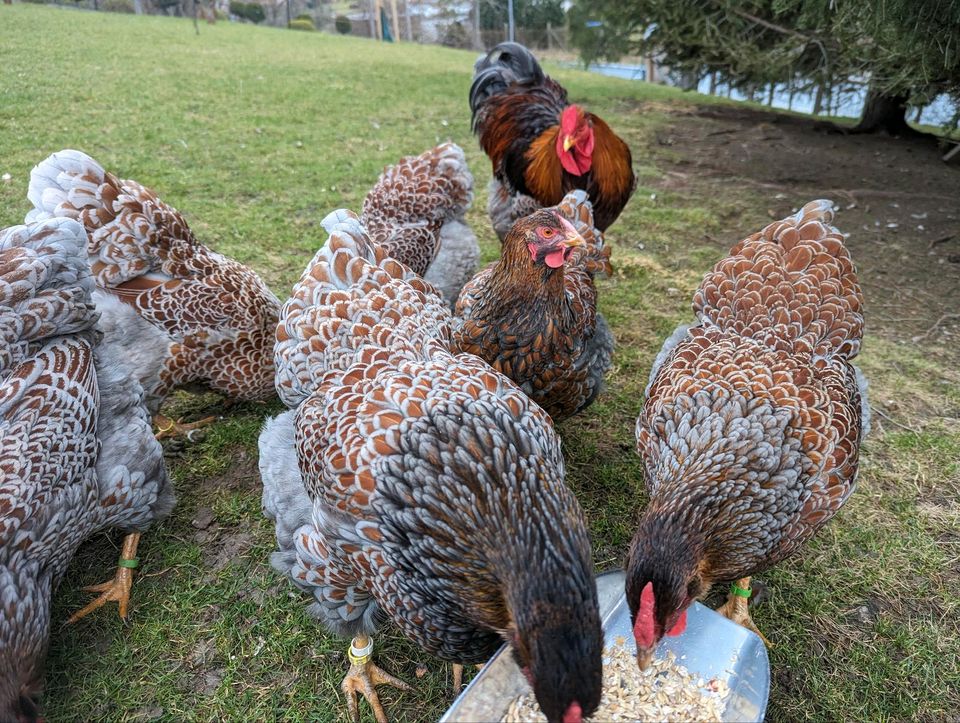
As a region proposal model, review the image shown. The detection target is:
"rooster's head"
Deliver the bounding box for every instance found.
[556,106,594,176]
[511,209,585,270]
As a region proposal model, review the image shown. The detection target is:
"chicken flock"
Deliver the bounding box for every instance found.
[0,42,870,723]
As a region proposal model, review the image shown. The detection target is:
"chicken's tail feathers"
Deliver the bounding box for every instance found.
[273,210,450,408]
[694,199,864,360]
[430,142,474,218]
[554,190,611,277]
[469,42,544,124]
[0,217,99,370]
[25,149,111,226]
[360,143,474,275]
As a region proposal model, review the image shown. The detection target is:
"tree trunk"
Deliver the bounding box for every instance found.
[813,82,824,115]
[766,83,775,106]
[708,72,717,95]
[853,87,918,135]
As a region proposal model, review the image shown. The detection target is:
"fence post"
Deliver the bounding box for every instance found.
[507,0,514,42]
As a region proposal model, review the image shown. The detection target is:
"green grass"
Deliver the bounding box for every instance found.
[2,5,959,722]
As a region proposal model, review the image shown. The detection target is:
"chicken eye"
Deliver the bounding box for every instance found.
[538,226,556,239]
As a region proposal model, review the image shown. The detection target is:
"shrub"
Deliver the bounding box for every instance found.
[229,1,264,23]
[102,0,135,12]
[334,14,351,34]
[288,17,314,30]
[441,20,469,48]
[294,12,312,21]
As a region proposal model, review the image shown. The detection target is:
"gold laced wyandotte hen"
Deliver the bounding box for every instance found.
[625,200,869,668]
[470,42,636,240]
[360,142,478,307]
[0,219,173,719]
[25,149,281,439]
[259,210,602,723]
[453,190,613,422]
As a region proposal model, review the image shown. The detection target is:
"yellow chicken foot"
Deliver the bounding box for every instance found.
[716,577,773,647]
[451,663,485,692]
[67,533,141,623]
[153,413,217,441]
[341,635,411,723]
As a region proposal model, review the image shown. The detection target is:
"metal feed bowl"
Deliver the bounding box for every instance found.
[441,570,770,722]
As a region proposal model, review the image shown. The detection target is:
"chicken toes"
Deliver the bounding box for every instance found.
[154,413,216,441]
[716,578,772,647]
[67,533,141,623]
[341,636,410,723]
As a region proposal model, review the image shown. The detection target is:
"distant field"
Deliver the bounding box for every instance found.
[1,5,958,722]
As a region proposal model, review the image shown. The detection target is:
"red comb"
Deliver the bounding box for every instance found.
[562,701,583,723]
[634,581,656,649]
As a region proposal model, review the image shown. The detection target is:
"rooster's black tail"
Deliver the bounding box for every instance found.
[469,42,544,130]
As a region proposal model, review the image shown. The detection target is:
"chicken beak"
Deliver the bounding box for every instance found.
[557,214,586,248]
[636,646,654,671]
[563,135,575,152]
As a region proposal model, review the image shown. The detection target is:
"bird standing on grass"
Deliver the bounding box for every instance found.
[626,200,869,668]
[0,218,173,717]
[260,210,603,723]
[26,149,281,440]
[454,191,613,422]
[470,42,636,240]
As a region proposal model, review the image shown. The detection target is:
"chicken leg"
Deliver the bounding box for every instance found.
[154,413,216,441]
[716,577,772,647]
[67,532,141,623]
[341,635,411,723]
[451,663,485,693]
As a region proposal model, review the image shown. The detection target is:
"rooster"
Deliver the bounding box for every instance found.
[626,200,869,667]
[1,219,173,718]
[25,149,281,439]
[453,190,613,422]
[470,42,636,240]
[361,142,478,307]
[260,210,602,723]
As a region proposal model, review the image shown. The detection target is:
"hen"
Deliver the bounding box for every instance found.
[453,190,613,422]
[25,149,281,438]
[470,42,635,240]
[1,219,173,719]
[361,142,478,306]
[626,200,869,667]
[260,210,602,723]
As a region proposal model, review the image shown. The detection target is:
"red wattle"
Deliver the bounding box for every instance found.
[634,581,656,649]
[667,609,687,637]
[544,248,567,268]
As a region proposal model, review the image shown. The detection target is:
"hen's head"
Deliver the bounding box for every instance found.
[556,106,594,176]
[509,601,603,723]
[509,209,585,270]
[624,529,704,670]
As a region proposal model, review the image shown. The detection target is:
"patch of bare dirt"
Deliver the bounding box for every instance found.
[202,448,261,493]
[646,103,960,363]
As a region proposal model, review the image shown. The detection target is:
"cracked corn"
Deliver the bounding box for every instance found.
[502,649,727,722]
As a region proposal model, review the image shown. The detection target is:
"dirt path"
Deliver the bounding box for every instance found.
[646,103,960,365]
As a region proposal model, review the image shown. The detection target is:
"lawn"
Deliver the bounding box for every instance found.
[1,5,959,722]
